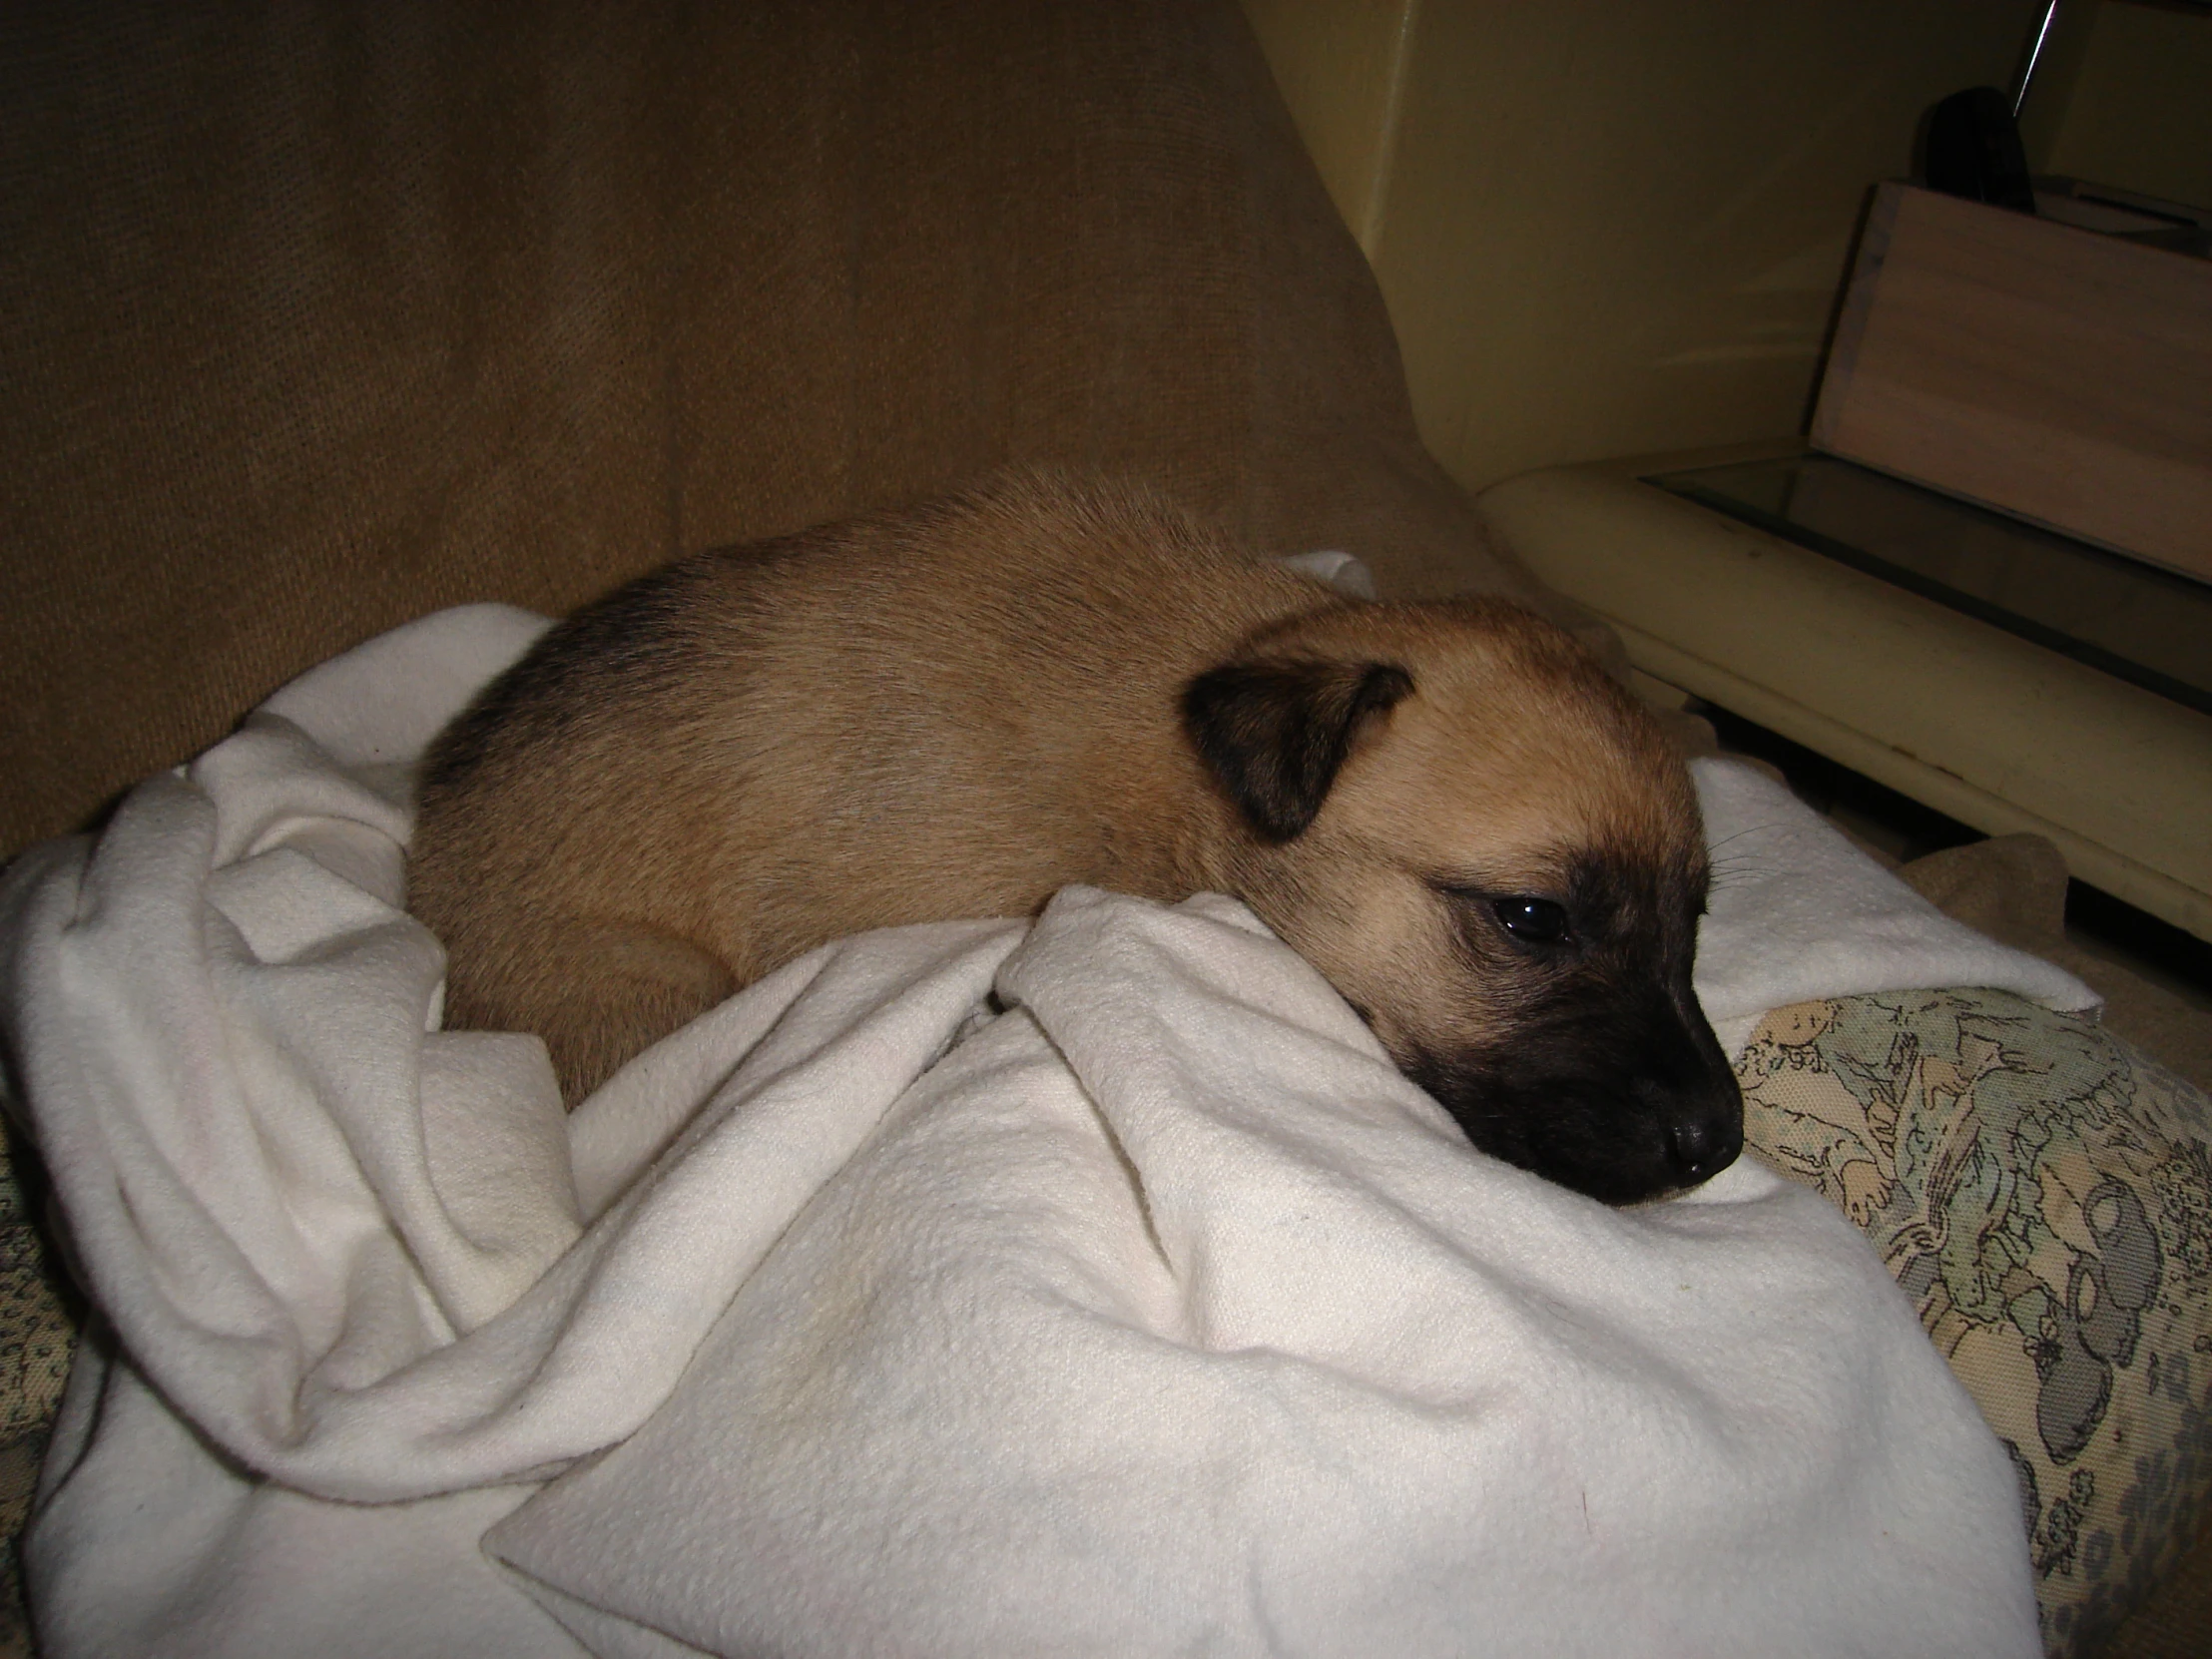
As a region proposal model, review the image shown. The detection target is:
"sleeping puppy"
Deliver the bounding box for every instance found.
[409,472,1741,1205]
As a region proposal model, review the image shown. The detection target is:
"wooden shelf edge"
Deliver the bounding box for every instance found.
[1615,622,2212,942]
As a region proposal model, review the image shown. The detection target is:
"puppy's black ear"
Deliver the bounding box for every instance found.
[1183,658,1412,841]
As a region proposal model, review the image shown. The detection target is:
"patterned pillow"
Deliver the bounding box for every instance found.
[0,1129,73,1659]
[1738,990,2212,1658]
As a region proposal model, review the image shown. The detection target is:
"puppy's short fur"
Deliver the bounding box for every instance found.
[410,473,1741,1204]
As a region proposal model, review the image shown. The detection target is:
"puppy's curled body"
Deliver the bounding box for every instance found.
[411,472,1743,1204]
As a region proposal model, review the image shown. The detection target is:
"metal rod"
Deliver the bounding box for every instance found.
[2011,0,2061,119]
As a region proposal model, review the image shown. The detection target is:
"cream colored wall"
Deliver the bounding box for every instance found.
[1237,0,1417,253]
[1244,0,2046,495]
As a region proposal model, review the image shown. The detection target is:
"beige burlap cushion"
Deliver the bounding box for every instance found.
[0,0,1569,862]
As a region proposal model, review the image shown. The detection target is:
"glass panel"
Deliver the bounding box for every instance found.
[1646,451,2212,717]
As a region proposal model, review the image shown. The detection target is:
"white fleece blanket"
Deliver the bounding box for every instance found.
[0,605,2093,1658]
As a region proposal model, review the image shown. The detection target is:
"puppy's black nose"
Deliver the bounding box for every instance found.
[1667,1114,1743,1185]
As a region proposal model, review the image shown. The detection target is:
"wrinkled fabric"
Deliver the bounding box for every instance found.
[1690,758,2097,1057]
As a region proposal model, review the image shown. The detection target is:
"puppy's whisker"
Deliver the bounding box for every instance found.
[1706,871,1767,893]
[1705,822,1789,853]
[1707,855,1776,878]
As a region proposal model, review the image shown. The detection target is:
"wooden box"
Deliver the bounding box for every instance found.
[1812,181,2212,584]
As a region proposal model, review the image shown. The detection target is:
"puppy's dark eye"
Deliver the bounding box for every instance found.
[1492,895,1571,945]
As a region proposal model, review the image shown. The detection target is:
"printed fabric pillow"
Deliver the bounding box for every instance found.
[1737,989,2212,1657]
[0,1129,73,1659]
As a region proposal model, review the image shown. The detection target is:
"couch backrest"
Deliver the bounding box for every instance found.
[0,0,1569,858]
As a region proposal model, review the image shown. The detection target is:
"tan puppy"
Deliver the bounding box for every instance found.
[410,473,1740,1204]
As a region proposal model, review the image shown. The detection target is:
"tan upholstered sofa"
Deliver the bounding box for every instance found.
[3,4,2206,1653]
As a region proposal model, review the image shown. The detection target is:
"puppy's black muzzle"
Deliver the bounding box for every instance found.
[1410,976,1744,1207]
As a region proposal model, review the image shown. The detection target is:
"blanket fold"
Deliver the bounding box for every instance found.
[487,886,2041,1657]
[0,606,2071,1656]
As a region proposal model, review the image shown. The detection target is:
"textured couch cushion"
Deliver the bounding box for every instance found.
[0,0,1567,860]
[1739,991,2212,1658]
